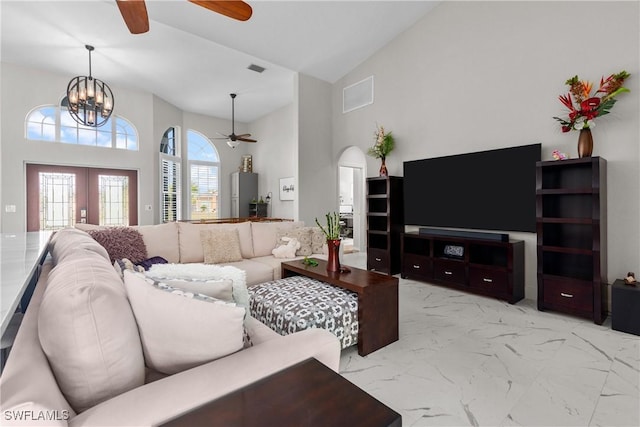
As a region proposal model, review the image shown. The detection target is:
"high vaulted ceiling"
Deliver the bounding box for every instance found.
[1,0,439,122]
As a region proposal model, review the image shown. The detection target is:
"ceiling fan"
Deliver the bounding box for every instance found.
[115,0,252,34]
[212,93,257,148]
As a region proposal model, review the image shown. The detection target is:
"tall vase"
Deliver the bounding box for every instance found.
[577,128,593,158]
[379,157,388,177]
[326,239,341,272]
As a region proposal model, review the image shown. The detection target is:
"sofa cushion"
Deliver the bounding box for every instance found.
[123,272,245,375]
[201,229,243,264]
[134,222,180,264]
[250,221,303,257]
[221,259,275,288]
[38,253,145,413]
[178,222,254,262]
[276,228,313,256]
[87,227,148,263]
[251,255,304,280]
[50,227,110,265]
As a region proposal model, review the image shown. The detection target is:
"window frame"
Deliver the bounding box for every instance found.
[186,129,220,221]
[25,104,139,150]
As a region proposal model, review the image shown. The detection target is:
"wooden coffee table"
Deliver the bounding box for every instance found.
[281,258,399,356]
[160,358,401,427]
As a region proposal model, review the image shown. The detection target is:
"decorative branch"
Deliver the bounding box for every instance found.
[315,211,341,240]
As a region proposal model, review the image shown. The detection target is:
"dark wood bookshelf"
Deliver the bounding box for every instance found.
[536,157,607,324]
[366,176,403,275]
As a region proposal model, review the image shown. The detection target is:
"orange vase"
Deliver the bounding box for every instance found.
[577,128,593,158]
[326,239,341,272]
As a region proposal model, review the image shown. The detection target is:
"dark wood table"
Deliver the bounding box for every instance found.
[281,258,399,356]
[160,358,401,427]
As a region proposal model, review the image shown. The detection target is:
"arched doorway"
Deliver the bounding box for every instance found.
[337,146,367,252]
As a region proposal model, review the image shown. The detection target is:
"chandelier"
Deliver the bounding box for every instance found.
[65,45,114,127]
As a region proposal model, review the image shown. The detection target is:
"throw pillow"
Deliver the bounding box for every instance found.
[272,237,300,259]
[159,278,234,302]
[309,227,326,254]
[201,229,243,264]
[276,227,312,256]
[123,271,245,375]
[113,258,145,278]
[87,227,148,263]
[39,254,145,413]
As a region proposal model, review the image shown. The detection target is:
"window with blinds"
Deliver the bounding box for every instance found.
[161,157,181,222]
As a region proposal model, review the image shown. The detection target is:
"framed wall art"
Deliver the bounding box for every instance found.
[279,177,295,201]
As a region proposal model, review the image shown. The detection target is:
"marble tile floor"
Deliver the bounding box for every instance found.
[339,252,640,427]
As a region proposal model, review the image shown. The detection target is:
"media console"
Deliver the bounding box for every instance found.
[401,231,525,304]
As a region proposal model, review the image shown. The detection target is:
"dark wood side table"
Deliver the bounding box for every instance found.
[281,258,399,356]
[160,358,402,427]
[612,279,640,336]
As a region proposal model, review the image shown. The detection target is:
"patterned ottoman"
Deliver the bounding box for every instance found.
[248,276,358,349]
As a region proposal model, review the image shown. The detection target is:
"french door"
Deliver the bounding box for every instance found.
[26,164,138,231]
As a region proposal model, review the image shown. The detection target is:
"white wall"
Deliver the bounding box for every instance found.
[332,1,640,300]
[249,102,296,219]
[296,73,335,226]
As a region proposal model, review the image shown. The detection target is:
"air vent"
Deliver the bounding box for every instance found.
[247,64,266,73]
[343,76,374,113]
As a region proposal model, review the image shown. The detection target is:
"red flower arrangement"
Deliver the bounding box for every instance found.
[553,71,630,132]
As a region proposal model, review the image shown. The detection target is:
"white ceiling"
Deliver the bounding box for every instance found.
[1,0,439,122]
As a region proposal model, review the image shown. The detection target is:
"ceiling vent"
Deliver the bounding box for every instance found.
[247,64,266,73]
[343,76,374,113]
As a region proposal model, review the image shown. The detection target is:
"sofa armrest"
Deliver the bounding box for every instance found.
[0,261,76,419]
[70,329,340,427]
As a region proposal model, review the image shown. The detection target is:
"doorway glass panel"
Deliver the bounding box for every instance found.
[39,172,76,230]
[99,175,129,226]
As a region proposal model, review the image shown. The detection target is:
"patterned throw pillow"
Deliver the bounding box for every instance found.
[113,258,145,278]
[200,229,243,264]
[88,227,148,263]
[309,227,326,254]
[276,227,312,256]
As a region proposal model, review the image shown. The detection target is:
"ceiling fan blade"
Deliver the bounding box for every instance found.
[188,0,253,21]
[235,133,251,138]
[211,131,229,139]
[116,0,150,34]
[238,137,257,143]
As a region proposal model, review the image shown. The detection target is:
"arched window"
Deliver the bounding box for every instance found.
[160,127,181,222]
[187,129,219,220]
[25,104,138,150]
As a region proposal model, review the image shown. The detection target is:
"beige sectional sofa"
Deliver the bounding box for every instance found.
[0,222,341,426]
[85,220,329,287]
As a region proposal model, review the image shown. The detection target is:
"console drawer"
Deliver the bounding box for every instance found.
[433,260,466,285]
[469,267,509,294]
[542,278,593,312]
[402,254,432,279]
[367,248,389,273]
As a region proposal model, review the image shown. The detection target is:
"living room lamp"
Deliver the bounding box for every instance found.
[64,45,114,127]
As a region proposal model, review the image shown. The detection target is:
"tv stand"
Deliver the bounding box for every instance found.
[401,232,524,303]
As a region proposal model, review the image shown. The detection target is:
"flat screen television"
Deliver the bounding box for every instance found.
[403,143,541,233]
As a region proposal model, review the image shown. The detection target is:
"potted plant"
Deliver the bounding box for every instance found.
[367,124,395,177]
[315,212,341,272]
[553,70,630,157]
